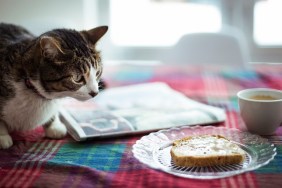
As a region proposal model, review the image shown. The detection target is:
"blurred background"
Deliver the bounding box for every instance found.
[1,0,282,65]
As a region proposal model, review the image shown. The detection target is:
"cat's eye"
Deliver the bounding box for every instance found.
[72,75,84,83]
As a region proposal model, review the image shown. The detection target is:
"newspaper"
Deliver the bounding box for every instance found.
[60,82,226,141]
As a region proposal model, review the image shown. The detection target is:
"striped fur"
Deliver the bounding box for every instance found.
[0,23,108,149]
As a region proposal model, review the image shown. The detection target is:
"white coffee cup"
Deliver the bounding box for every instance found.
[237,88,282,135]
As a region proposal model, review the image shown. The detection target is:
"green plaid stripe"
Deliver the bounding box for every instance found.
[255,146,282,174]
[48,142,126,172]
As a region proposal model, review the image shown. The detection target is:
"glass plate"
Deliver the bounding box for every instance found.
[132,125,277,179]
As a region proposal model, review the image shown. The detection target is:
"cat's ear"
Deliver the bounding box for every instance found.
[39,36,64,59]
[81,26,108,45]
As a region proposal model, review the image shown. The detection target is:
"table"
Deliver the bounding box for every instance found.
[0,63,281,188]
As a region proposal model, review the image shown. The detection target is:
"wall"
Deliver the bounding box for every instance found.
[0,0,98,35]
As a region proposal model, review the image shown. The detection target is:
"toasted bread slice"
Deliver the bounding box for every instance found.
[170,135,245,167]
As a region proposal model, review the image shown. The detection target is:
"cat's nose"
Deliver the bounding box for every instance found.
[89,91,98,97]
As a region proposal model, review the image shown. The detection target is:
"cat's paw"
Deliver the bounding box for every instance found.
[45,121,67,139]
[0,134,13,149]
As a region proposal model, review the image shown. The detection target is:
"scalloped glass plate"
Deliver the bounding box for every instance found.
[132,126,276,179]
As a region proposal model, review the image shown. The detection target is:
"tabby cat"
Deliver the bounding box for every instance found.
[0,23,108,149]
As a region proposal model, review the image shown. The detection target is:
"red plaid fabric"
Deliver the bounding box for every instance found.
[0,64,281,188]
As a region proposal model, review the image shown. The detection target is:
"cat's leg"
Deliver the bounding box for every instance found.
[0,120,13,149]
[43,114,67,139]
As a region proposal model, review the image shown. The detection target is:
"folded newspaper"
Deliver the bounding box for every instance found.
[60,82,226,141]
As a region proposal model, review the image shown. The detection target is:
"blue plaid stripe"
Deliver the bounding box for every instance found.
[113,69,153,82]
[221,70,260,80]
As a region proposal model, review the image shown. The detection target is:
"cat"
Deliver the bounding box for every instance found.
[0,23,108,149]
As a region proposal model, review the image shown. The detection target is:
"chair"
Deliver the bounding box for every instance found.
[162,28,250,66]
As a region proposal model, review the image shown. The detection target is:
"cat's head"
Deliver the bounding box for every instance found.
[31,26,108,101]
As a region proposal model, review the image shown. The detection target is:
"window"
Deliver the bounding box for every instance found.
[254,0,282,46]
[97,0,282,62]
[110,0,221,46]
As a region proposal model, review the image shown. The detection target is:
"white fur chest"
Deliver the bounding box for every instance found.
[2,82,60,132]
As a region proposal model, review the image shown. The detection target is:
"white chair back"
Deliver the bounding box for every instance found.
[163,29,249,66]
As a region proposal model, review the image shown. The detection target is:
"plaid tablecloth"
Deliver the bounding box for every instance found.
[0,63,282,188]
